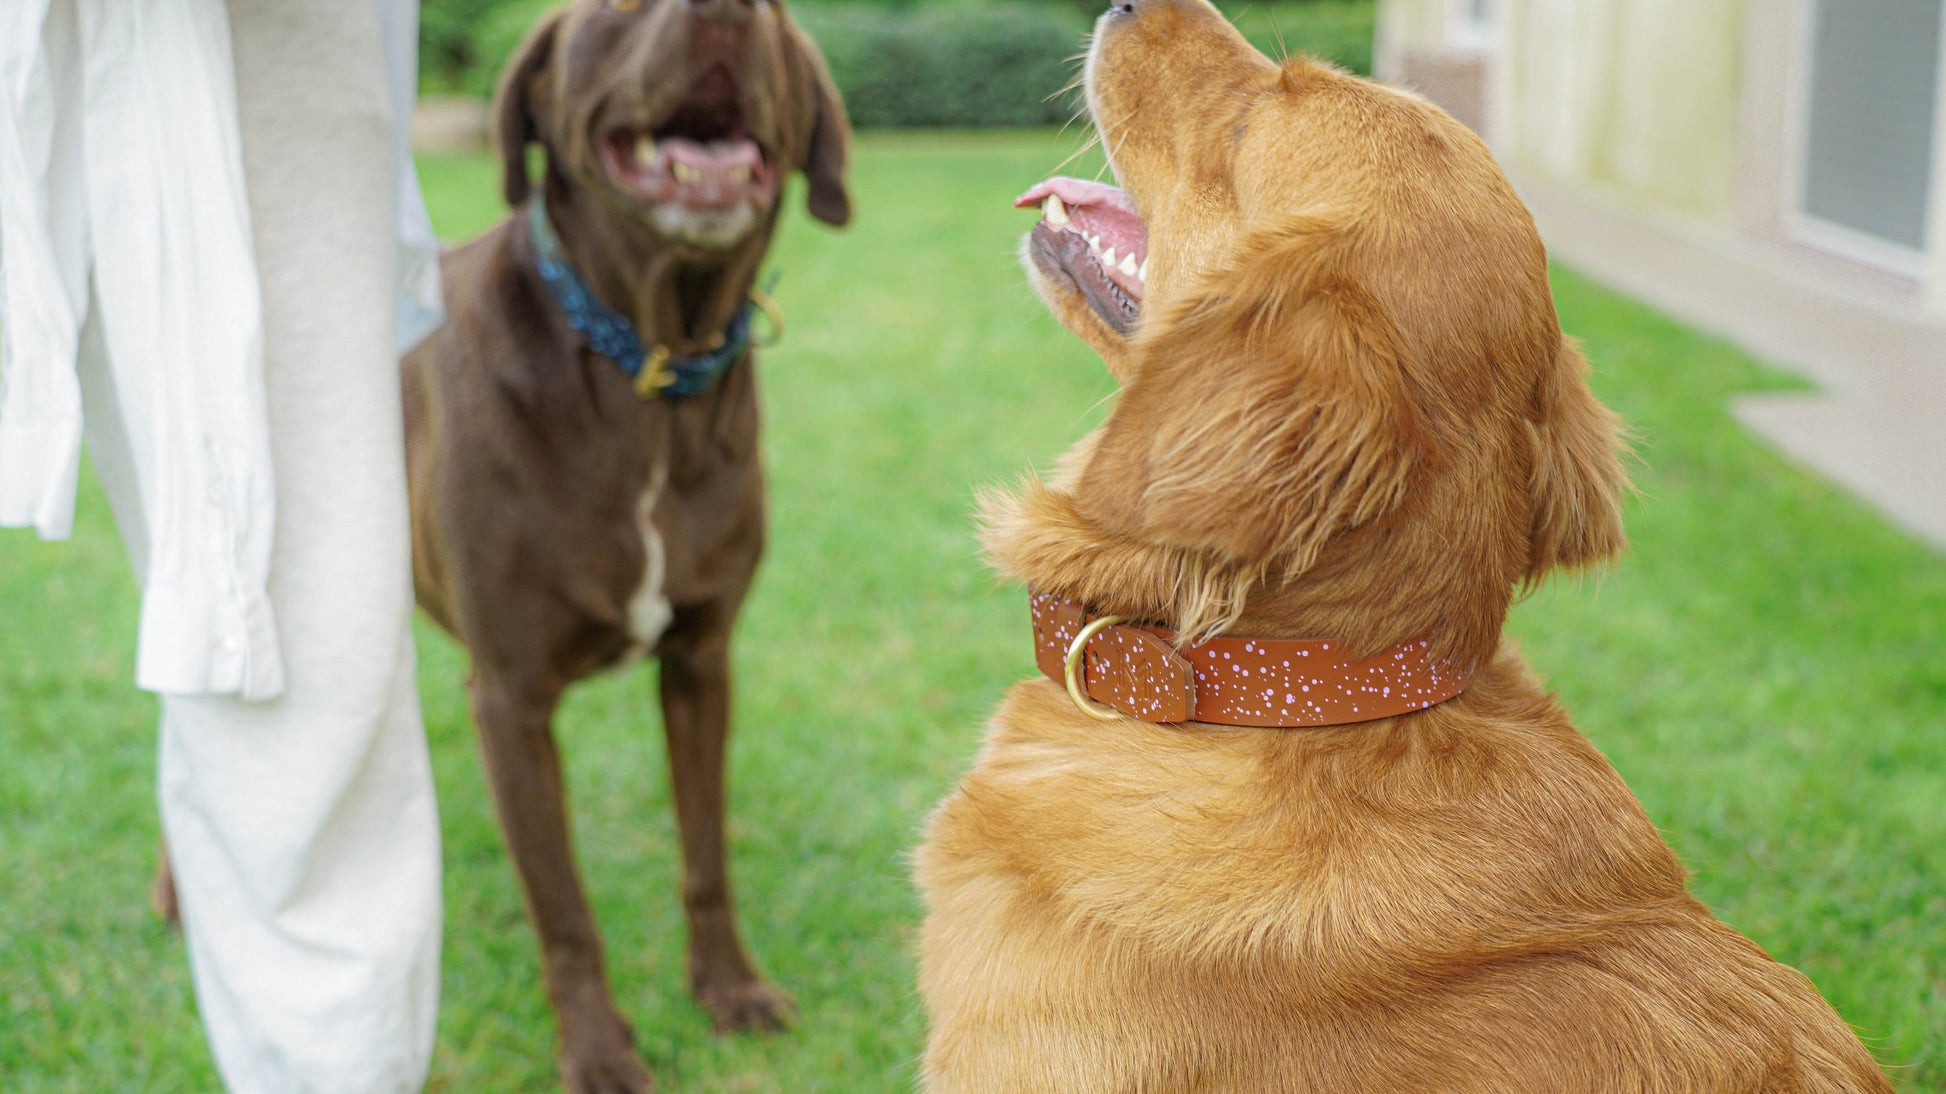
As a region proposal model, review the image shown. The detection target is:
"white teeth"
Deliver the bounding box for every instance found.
[635,137,657,165]
[1102,246,1119,266]
[1043,194,1070,225]
[730,165,750,183]
[1138,258,1148,282]
[1087,233,1102,251]
[1119,253,1139,277]
[672,163,696,183]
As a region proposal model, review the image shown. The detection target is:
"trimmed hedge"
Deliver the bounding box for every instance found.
[793,3,1087,129]
[794,1,1377,128]
[468,0,566,97]
[428,0,1376,126]
[1227,1,1375,80]
[422,0,519,91]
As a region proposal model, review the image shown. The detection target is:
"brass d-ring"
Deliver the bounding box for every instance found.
[748,286,785,348]
[1063,615,1125,721]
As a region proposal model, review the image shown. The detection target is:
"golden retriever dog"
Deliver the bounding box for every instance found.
[912,2,1894,1090]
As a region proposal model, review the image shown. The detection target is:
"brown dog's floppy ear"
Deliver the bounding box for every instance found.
[789,25,852,226]
[1078,220,1420,577]
[1525,337,1628,579]
[494,11,565,209]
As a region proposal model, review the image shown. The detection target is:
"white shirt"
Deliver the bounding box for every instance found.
[0,0,440,701]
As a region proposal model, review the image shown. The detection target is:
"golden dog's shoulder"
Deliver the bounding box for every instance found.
[923,660,1687,961]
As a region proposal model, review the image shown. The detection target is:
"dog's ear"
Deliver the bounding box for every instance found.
[1525,337,1628,579]
[788,24,852,226]
[494,11,566,209]
[1077,220,1420,575]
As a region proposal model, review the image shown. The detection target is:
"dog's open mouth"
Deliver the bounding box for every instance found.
[1017,176,1148,334]
[597,64,778,219]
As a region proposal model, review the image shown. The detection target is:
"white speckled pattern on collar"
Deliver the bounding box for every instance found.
[1030,591,1474,728]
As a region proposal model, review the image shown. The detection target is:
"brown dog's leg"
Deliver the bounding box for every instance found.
[659,634,793,1033]
[472,673,655,1094]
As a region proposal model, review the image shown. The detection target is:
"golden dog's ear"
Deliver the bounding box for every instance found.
[494,11,565,209]
[789,25,852,226]
[1525,337,1628,579]
[1078,221,1420,575]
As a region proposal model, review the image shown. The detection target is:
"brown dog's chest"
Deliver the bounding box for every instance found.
[635,382,766,605]
[403,235,766,675]
[566,357,766,652]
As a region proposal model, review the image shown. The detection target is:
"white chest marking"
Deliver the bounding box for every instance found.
[625,466,673,653]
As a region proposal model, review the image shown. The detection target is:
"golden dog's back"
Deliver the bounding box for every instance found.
[918,653,1887,1092]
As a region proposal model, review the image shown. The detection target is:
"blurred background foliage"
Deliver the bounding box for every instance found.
[419,0,1376,126]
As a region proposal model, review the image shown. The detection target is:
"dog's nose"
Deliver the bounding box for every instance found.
[688,0,754,25]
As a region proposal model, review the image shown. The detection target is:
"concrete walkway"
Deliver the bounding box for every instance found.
[1517,174,1946,554]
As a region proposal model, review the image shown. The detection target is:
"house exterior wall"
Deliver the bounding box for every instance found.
[1376,0,1497,134]
[1376,0,1946,313]
[1379,0,1742,218]
[1374,0,1457,80]
[1732,0,1798,241]
[1496,0,1746,220]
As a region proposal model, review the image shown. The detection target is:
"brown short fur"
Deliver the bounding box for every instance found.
[405,2,847,1091]
[914,3,1892,1090]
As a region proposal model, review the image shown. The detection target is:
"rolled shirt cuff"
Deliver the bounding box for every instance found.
[0,415,82,541]
[137,581,285,701]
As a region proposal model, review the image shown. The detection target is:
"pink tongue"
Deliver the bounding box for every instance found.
[663,138,762,172]
[1014,176,1139,215]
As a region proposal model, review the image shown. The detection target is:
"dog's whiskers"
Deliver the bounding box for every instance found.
[1048,130,1102,178]
[1096,115,1135,184]
[1045,63,1089,106]
[1080,385,1121,423]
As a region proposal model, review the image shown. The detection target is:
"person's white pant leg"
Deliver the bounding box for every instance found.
[159,660,439,1093]
[152,2,442,1090]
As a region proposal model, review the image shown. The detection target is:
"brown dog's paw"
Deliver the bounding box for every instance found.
[559,1005,655,1094]
[697,978,795,1034]
[559,1050,654,1094]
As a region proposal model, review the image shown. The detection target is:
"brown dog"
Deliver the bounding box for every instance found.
[403,1,846,1090]
[913,3,1891,1091]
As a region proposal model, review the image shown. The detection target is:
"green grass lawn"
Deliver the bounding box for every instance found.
[3,130,1942,1091]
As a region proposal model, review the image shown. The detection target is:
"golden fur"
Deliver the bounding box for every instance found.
[913,2,1893,1090]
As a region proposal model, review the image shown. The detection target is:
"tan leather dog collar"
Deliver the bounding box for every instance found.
[1031,591,1473,727]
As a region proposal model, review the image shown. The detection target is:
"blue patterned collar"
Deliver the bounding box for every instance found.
[527,200,762,400]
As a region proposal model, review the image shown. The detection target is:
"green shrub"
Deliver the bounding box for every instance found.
[796,0,1375,128]
[468,0,566,97]
[421,0,514,90]
[1219,1,1376,77]
[429,0,1377,123]
[793,2,1089,129]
